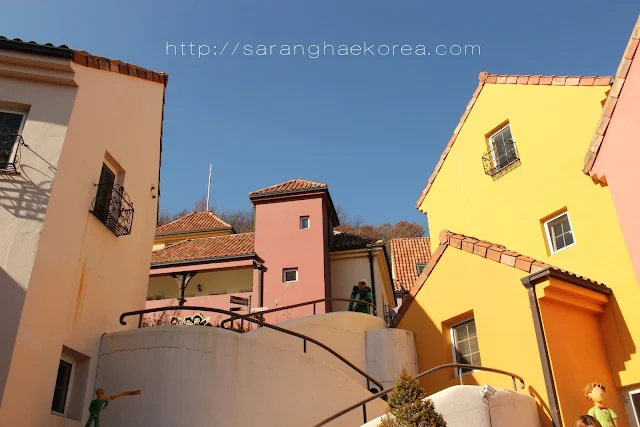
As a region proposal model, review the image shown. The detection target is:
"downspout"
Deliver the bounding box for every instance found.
[255,261,264,308]
[367,244,377,309]
[521,276,563,427]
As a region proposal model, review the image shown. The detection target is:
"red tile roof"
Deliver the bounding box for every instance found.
[391,230,608,327]
[249,179,328,197]
[155,211,232,235]
[415,72,613,210]
[0,36,168,86]
[151,232,255,265]
[389,237,431,292]
[584,15,640,175]
[331,231,381,250]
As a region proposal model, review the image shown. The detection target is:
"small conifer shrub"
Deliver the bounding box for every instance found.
[379,367,447,427]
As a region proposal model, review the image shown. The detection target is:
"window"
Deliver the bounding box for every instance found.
[544,211,575,254]
[628,388,640,426]
[451,318,481,375]
[283,268,298,283]
[51,355,75,415]
[483,124,519,176]
[416,263,427,275]
[90,160,134,236]
[300,216,310,229]
[0,110,25,172]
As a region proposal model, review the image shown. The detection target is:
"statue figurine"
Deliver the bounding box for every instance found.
[583,382,618,427]
[85,388,141,427]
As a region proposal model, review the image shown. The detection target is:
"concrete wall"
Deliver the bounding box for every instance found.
[363,385,541,427]
[365,329,418,390]
[0,54,77,408]
[0,59,164,427]
[591,44,640,287]
[254,194,330,319]
[95,326,387,427]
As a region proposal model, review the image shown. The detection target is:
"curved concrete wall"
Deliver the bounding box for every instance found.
[248,312,387,388]
[363,385,541,427]
[365,328,418,390]
[95,326,386,427]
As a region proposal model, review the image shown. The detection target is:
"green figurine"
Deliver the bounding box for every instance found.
[583,382,618,427]
[85,388,141,427]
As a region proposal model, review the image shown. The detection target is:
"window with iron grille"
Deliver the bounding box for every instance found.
[544,211,575,254]
[483,124,519,176]
[90,162,134,236]
[0,111,25,173]
[451,318,481,375]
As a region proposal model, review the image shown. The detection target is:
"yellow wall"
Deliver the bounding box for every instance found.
[539,293,629,427]
[397,248,554,426]
[420,83,640,388]
[148,268,254,300]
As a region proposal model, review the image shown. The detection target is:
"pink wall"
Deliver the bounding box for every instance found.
[592,56,640,284]
[253,194,330,321]
[144,292,254,327]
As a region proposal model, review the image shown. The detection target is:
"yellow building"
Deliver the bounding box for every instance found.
[398,64,640,427]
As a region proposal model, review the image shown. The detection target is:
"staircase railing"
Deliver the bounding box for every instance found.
[219,297,378,330]
[312,363,526,427]
[119,306,384,392]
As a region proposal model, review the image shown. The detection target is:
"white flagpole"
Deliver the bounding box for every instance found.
[206,164,212,212]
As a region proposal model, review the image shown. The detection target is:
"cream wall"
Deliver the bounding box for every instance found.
[0,55,78,409]
[365,329,418,390]
[0,61,164,427]
[147,268,254,300]
[95,325,387,427]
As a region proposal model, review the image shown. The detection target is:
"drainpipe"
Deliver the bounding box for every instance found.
[521,276,563,427]
[255,261,264,308]
[367,244,377,309]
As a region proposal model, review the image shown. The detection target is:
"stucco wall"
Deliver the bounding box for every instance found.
[592,55,640,288]
[366,328,418,390]
[420,83,640,389]
[0,62,164,427]
[147,268,254,299]
[95,326,386,427]
[254,195,330,318]
[396,248,553,426]
[363,385,541,427]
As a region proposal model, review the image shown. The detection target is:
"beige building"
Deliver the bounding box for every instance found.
[0,38,166,426]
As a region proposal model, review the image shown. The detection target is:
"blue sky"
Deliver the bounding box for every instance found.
[2,1,638,232]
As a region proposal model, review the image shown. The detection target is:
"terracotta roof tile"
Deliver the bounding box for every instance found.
[415,71,614,210]
[391,230,608,327]
[0,37,167,86]
[151,232,254,265]
[249,179,328,197]
[583,15,640,175]
[330,231,381,250]
[389,237,431,292]
[155,211,232,235]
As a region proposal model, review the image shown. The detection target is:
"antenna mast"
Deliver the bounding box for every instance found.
[206,164,212,212]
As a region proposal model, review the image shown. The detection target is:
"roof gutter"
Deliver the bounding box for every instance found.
[0,38,73,59]
[155,227,233,238]
[151,252,257,269]
[521,273,563,427]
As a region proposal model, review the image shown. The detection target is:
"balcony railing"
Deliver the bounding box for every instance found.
[482,139,520,177]
[90,183,134,236]
[0,133,26,174]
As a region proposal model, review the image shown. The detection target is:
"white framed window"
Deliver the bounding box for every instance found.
[488,124,518,172]
[627,388,640,427]
[450,318,481,376]
[300,216,310,229]
[51,353,75,416]
[416,263,427,275]
[283,268,298,283]
[0,109,26,171]
[544,211,575,254]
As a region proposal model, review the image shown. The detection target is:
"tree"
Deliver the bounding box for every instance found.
[193,195,209,212]
[380,367,447,427]
[218,209,255,233]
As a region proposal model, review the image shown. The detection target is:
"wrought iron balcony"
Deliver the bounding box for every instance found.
[482,139,520,177]
[90,183,134,236]
[0,133,26,174]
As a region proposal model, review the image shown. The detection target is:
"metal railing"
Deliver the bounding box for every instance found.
[0,133,26,173]
[219,297,378,330]
[119,306,384,392]
[313,363,526,427]
[482,139,520,176]
[90,183,134,236]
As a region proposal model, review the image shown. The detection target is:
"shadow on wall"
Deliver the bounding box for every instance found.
[0,165,53,222]
[0,267,26,406]
[601,293,636,381]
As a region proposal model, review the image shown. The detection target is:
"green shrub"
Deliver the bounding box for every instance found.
[379,367,447,427]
